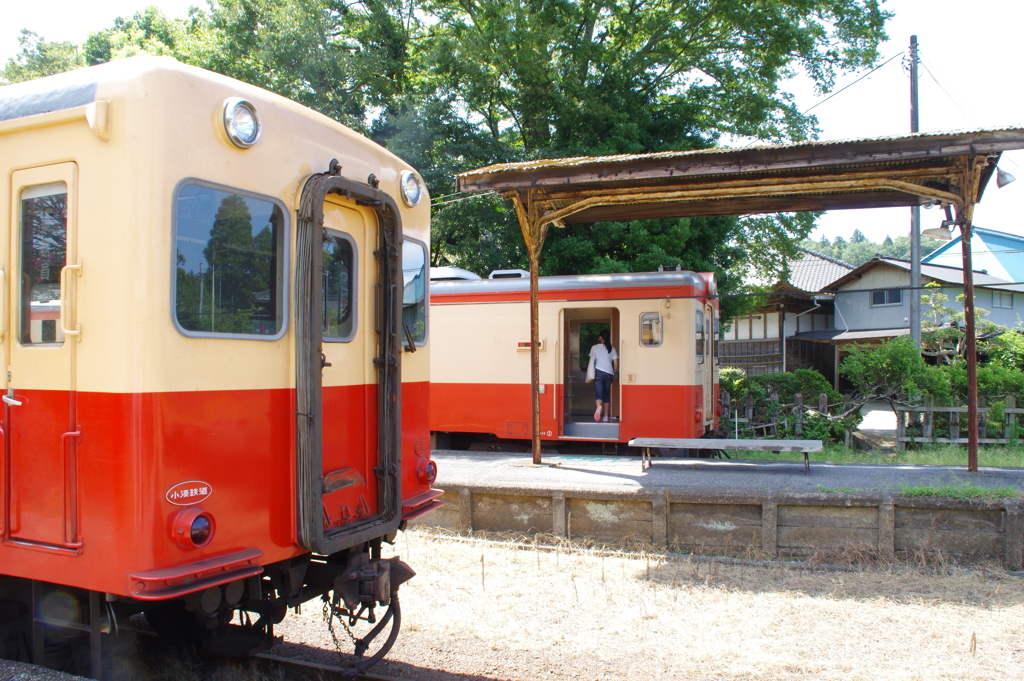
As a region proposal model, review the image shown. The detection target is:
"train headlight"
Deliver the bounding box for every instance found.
[222,97,261,149]
[399,170,424,207]
[171,507,216,549]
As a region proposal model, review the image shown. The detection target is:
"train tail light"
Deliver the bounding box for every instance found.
[417,458,438,485]
[172,507,216,550]
[695,411,703,423]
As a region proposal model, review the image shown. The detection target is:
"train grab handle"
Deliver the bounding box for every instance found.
[60,261,83,340]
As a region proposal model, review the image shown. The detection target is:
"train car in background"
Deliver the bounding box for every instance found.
[0,56,439,678]
[430,270,719,449]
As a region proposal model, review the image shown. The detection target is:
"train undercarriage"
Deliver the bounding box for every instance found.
[0,538,413,679]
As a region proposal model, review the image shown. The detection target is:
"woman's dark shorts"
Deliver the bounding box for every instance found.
[594,369,614,402]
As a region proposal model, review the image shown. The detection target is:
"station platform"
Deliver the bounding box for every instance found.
[415,451,1024,569]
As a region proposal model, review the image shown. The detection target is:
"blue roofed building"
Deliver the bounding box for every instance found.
[923,226,1024,283]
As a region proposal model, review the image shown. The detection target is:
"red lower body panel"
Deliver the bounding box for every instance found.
[1,380,430,599]
[430,382,705,443]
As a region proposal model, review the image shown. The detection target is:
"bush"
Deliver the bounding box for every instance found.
[720,367,858,442]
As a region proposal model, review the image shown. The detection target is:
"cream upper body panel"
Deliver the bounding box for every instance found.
[431,297,694,387]
[0,57,430,394]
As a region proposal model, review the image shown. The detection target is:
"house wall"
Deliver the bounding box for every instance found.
[836,265,1022,332]
[834,267,910,331]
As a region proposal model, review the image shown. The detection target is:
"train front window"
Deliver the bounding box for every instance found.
[19,182,68,345]
[323,231,356,342]
[173,182,287,339]
[402,238,428,346]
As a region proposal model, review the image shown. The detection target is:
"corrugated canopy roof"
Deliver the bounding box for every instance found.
[457,128,1024,224]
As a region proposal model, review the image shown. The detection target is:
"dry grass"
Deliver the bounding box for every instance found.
[274,526,1024,681]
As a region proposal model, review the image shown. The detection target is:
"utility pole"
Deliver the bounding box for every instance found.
[909,35,922,347]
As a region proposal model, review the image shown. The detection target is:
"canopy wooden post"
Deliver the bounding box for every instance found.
[509,190,548,465]
[955,156,987,473]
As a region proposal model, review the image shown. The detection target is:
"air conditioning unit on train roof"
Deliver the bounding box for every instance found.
[489,269,531,279]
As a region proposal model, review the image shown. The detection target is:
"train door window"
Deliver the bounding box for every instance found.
[323,230,356,341]
[695,309,705,364]
[639,312,662,347]
[172,181,288,339]
[19,182,68,345]
[713,316,720,359]
[402,238,428,346]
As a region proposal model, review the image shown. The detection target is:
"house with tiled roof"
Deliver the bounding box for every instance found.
[719,249,853,383]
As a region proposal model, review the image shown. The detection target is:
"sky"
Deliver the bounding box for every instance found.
[3,0,1024,246]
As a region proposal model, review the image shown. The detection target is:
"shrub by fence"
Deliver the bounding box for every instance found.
[720,390,858,444]
[896,395,1024,449]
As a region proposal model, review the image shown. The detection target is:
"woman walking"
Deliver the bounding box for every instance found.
[589,329,618,422]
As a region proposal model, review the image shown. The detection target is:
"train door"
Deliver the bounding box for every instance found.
[294,172,403,556]
[319,201,377,531]
[2,163,81,550]
[562,308,619,438]
[695,305,713,429]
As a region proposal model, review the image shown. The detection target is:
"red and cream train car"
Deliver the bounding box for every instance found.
[0,57,438,676]
[430,271,719,447]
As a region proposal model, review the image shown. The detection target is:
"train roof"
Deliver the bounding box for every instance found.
[431,270,714,298]
[0,57,415,169]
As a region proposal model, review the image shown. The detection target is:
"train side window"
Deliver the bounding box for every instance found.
[402,238,428,345]
[639,312,663,347]
[173,181,287,339]
[19,182,68,345]
[695,310,705,364]
[323,231,357,342]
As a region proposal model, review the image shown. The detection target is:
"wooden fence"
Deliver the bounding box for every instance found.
[896,395,1024,449]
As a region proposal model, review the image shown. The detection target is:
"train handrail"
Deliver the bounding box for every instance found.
[60,260,83,340]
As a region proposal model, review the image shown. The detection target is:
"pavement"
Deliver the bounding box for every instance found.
[431,449,1024,496]
[431,400,1023,496]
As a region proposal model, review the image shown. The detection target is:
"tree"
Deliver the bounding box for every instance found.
[920,281,1005,364]
[840,336,949,410]
[1,30,85,84]
[850,228,867,243]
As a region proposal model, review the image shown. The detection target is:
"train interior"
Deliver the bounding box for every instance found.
[562,307,619,438]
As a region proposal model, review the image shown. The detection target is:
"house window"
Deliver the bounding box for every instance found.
[870,289,902,306]
[993,290,1014,309]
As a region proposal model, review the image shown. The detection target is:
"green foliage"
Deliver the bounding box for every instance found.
[988,329,1024,371]
[1,30,85,84]
[898,484,1020,500]
[7,1,892,303]
[919,281,1006,364]
[840,336,949,406]
[721,367,857,442]
[802,233,945,267]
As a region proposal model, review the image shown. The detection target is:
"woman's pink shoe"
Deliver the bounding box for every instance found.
[594,406,602,421]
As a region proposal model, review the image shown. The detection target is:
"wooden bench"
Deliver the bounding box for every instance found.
[628,438,824,475]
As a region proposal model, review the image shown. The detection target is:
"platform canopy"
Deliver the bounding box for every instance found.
[455,127,1024,466]
[457,128,1024,224]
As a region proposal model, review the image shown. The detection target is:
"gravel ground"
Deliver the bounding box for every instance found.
[7,526,1023,680]
[0,660,84,681]
[271,527,1024,681]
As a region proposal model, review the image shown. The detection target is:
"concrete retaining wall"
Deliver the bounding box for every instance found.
[413,486,1024,569]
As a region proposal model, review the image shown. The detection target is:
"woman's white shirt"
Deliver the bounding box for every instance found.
[589,343,618,374]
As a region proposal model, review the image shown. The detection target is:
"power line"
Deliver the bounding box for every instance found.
[800,51,905,116]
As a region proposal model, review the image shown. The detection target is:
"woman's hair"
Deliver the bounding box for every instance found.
[598,328,612,352]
